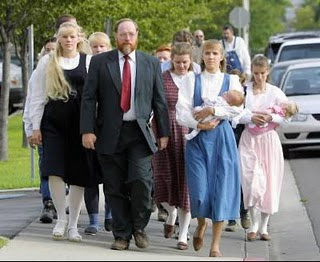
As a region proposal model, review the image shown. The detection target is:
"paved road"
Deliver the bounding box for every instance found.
[288,147,320,251]
[0,190,41,238]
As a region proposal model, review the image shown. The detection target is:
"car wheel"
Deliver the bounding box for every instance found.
[282,145,290,159]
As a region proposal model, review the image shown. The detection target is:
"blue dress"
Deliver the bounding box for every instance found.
[185,73,240,222]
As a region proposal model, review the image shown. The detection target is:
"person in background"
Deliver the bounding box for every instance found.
[176,39,243,257]
[224,68,251,232]
[221,24,251,81]
[152,42,193,250]
[83,31,113,236]
[161,30,201,73]
[80,18,170,251]
[29,22,95,243]
[23,37,57,224]
[192,29,205,65]
[153,43,172,223]
[155,44,171,63]
[236,55,291,242]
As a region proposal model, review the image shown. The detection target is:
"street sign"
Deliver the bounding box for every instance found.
[229,7,250,29]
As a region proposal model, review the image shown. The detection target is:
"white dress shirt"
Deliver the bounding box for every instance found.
[118,50,137,121]
[29,53,91,130]
[176,70,243,129]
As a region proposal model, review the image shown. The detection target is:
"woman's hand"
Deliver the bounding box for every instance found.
[251,113,272,126]
[194,107,214,122]
[197,118,220,130]
[32,130,42,146]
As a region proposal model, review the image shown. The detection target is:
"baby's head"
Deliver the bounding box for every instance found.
[89,32,112,55]
[223,90,244,107]
[282,100,299,118]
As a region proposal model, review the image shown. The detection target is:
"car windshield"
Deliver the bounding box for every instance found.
[278,43,320,62]
[270,66,288,86]
[282,67,320,96]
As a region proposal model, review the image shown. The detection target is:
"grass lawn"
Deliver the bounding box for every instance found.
[0,112,40,190]
[0,236,9,248]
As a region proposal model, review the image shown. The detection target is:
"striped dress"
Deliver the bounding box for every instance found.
[152,71,190,212]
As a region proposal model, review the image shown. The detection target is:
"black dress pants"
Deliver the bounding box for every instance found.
[98,121,153,241]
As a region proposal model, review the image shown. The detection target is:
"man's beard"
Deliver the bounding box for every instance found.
[117,40,138,55]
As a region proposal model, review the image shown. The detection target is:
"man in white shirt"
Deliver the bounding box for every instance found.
[192,29,205,65]
[221,24,251,81]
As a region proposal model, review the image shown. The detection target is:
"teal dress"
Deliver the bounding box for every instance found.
[185,73,240,221]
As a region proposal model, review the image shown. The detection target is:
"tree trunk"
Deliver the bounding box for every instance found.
[0,42,11,161]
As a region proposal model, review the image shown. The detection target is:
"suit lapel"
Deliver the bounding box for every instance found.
[106,50,121,94]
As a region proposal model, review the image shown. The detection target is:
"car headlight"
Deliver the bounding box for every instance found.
[292,113,308,122]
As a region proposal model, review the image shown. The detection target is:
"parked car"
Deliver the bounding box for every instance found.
[273,38,320,64]
[276,60,320,157]
[270,58,320,87]
[265,30,320,65]
[0,61,23,114]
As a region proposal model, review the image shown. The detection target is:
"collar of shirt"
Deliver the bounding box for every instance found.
[118,50,136,63]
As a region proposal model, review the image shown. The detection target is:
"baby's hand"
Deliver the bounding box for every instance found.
[194,107,214,122]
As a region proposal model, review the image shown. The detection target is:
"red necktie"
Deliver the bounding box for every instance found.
[120,55,131,112]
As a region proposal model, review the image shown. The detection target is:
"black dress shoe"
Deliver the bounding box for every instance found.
[111,239,130,250]
[133,229,149,248]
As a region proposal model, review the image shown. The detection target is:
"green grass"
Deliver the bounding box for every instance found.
[0,112,40,189]
[0,236,9,248]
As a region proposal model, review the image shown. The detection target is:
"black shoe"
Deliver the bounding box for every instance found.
[40,200,54,224]
[104,219,112,232]
[84,226,98,235]
[133,229,149,248]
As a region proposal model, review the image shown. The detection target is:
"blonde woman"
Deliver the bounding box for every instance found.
[176,39,243,257]
[29,22,95,242]
[84,31,113,235]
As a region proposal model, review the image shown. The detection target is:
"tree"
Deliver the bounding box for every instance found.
[292,0,320,30]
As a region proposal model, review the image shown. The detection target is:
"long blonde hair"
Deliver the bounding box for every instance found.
[46,22,88,101]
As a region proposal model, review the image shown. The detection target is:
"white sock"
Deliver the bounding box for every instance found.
[259,212,270,235]
[177,208,191,243]
[68,185,84,230]
[49,176,67,223]
[248,206,259,233]
[161,202,177,226]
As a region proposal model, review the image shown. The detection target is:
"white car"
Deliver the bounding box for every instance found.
[276,60,320,156]
[274,38,320,64]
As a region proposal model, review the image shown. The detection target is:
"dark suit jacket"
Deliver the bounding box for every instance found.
[80,49,170,155]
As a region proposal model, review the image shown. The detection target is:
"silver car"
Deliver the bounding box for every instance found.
[276,60,320,156]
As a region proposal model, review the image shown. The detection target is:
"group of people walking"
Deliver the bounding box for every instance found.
[23,15,295,258]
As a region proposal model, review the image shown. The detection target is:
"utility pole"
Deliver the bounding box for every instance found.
[243,0,250,49]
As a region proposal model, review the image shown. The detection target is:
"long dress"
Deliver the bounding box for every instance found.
[152,71,190,211]
[176,71,243,222]
[238,82,287,215]
[40,53,100,187]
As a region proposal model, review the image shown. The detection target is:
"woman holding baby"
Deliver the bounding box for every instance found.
[176,39,244,257]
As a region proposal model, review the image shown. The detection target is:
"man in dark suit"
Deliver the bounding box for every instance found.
[80,18,170,251]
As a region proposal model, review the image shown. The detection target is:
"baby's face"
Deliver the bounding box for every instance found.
[222,92,234,105]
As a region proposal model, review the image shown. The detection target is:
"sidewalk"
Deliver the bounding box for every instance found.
[0,161,319,261]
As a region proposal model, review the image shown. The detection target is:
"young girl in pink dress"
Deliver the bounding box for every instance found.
[236,55,290,241]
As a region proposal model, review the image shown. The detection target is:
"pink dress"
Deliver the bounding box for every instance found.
[152,71,190,212]
[238,83,287,214]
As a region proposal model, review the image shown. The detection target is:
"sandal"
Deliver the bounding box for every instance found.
[177,241,188,250]
[52,220,67,240]
[68,228,82,242]
[209,250,222,257]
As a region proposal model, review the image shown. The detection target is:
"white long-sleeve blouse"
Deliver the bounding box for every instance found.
[29,53,91,131]
[176,70,243,129]
[236,82,288,125]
